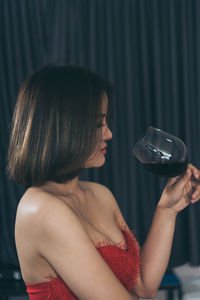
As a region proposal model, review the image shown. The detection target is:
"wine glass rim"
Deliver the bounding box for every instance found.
[148,126,162,132]
[134,126,156,147]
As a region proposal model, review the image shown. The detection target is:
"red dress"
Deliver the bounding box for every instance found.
[25,225,140,299]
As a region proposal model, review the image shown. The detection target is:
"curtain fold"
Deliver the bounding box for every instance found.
[1,0,200,268]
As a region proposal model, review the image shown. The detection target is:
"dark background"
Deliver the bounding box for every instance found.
[1,0,200,270]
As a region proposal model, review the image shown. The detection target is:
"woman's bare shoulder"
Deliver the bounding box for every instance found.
[18,187,56,209]
[16,186,74,227]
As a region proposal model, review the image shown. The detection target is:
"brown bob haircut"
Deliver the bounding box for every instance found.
[7,64,113,187]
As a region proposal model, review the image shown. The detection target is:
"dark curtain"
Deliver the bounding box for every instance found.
[1,0,200,269]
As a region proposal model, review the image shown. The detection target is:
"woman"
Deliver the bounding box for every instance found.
[8,65,200,300]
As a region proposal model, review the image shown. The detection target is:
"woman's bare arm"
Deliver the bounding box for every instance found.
[102,165,200,299]
[134,206,176,298]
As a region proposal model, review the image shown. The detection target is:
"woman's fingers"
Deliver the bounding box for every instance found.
[183,171,200,201]
[167,169,191,188]
[191,185,200,199]
[169,169,192,200]
[188,164,200,197]
[188,163,200,180]
[191,195,200,203]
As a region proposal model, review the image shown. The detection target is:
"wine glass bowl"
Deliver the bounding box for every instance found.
[132,127,188,177]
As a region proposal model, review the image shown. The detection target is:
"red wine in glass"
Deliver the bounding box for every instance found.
[132,127,188,178]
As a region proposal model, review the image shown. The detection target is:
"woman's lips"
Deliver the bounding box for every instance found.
[100,147,107,154]
[100,149,107,154]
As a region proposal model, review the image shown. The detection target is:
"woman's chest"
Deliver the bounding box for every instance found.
[67,191,126,249]
[78,212,127,249]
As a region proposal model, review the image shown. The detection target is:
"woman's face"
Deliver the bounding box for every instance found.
[84,93,112,168]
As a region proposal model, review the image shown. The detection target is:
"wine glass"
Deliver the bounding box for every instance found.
[132,127,188,177]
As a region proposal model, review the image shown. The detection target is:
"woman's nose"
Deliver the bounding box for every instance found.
[104,126,112,140]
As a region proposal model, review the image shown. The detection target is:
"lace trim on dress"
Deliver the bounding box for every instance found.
[94,236,127,250]
[44,273,58,281]
[92,219,134,251]
[42,274,75,300]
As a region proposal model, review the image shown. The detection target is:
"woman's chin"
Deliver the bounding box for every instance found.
[96,160,105,167]
[85,157,106,168]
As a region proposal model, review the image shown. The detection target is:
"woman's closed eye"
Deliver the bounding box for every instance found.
[97,123,107,128]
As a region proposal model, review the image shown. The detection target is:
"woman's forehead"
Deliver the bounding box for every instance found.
[100,93,108,113]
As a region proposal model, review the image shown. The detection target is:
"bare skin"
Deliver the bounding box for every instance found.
[15,180,128,282]
[15,94,200,299]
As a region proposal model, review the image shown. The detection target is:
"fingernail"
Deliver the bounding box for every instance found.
[193,192,199,198]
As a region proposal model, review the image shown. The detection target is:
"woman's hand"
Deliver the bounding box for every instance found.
[158,164,200,214]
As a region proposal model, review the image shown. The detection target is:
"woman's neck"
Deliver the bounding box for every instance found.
[42,176,85,197]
